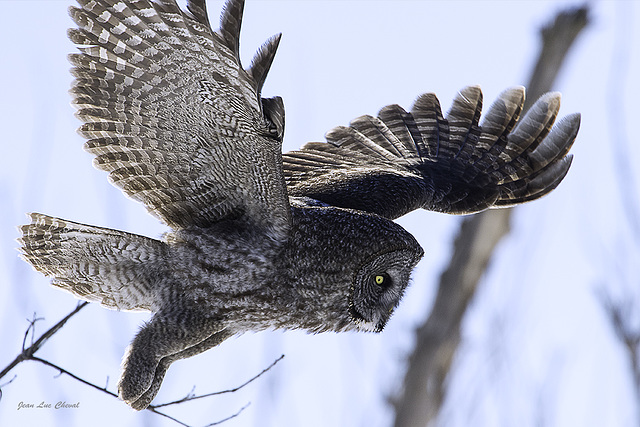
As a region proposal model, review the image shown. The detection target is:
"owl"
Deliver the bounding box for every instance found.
[18,0,580,410]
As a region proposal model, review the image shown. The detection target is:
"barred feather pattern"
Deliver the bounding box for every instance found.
[18,213,167,311]
[68,0,289,235]
[283,86,580,219]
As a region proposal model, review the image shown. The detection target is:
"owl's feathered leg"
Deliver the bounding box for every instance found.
[127,329,233,410]
[118,310,229,410]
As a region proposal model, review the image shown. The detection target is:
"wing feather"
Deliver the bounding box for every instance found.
[70,0,290,236]
[284,86,579,219]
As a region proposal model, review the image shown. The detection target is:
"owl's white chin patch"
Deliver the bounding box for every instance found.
[356,320,384,333]
[350,307,388,333]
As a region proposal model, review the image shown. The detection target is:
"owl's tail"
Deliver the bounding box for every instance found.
[18,213,167,312]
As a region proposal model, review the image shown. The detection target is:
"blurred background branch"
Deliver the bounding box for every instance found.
[392,6,590,427]
[600,2,640,420]
[600,293,640,395]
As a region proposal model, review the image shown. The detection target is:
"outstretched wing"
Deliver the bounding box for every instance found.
[283,86,579,219]
[69,0,290,236]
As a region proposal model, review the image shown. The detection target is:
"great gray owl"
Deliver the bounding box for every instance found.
[18,0,580,410]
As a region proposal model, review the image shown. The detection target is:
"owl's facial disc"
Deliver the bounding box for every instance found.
[349,247,423,332]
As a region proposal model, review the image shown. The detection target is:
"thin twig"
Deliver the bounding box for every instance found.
[21,313,44,351]
[203,402,251,427]
[2,307,282,427]
[30,356,119,399]
[0,375,17,390]
[145,407,192,426]
[31,355,192,426]
[153,354,285,408]
[0,301,89,381]
[1,304,186,425]
[26,350,251,427]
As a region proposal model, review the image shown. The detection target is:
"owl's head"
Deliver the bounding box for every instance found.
[349,245,422,332]
[287,204,424,333]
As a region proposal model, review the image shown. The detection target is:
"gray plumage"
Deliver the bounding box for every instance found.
[17,0,580,410]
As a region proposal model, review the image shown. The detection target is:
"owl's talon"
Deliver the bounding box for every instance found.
[118,371,155,409]
[117,349,158,408]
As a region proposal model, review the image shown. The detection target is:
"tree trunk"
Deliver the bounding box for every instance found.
[392,6,589,427]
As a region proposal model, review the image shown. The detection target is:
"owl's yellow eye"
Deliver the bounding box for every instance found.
[373,273,391,288]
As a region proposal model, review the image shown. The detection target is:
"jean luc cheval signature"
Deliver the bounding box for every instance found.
[17,401,80,410]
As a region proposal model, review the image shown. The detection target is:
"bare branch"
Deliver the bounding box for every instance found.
[392,6,590,427]
[202,403,251,427]
[0,305,283,427]
[21,313,45,351]
[0,301,89,381]
[599,291,640,395]
[0,375,17,390]
[598,4,640,421]
[30,356,119,399]
[27,355,235,427]
[525,5,590,110]
[154,354,285,408]
[392,209,512,425]
[2,293,265,422]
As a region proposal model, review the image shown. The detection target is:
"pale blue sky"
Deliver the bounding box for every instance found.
[1,1,638,426]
